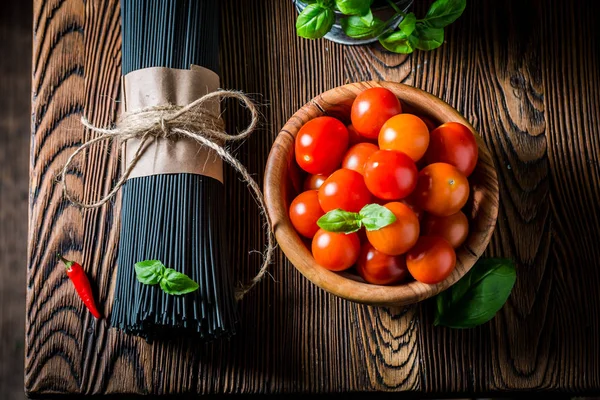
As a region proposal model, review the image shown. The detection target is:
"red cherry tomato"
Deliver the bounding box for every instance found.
[364,150,418,200]
[342,143,379,176]
[295,116,349,175]
[366,202,420,256]
[379,113,430,162]
[356,243,409,285]
[318,169,372,212]
[304,174,328,191]
[413,163,470,217]
[289,190,325,238]
[425,122,479,177]
[312,229,361,271]
[351,88,402,139]
[406,236,456,284]
[422,211,469,248]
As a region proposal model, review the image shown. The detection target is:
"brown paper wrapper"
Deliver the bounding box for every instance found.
[121,65,223,183]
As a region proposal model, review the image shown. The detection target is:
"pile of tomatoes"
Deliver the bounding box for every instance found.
[289,87,478,285]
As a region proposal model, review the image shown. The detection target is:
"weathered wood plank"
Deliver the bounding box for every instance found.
[25,0,600,396]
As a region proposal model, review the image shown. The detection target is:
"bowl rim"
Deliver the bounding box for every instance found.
[264,81,499,307]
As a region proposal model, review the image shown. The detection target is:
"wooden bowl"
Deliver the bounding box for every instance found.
[264,81,499,307]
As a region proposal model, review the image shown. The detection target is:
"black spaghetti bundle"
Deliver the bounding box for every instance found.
[110,0,238,341]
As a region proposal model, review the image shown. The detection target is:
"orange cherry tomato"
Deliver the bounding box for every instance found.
[289,190,325,238]
[318,169,372,212]
[364,150,418,200]
[379,113,430,162]
[366,202,420,256]
[295,116,349,175]
[413,163,470,217]
[312,229,361,271]
[406,236,456,284]
[351,88,402,139]
[356,243,409,285]
[342,143,379,176]
[425,122,479,177]
[422,211,469,249]
[304,174,328,190]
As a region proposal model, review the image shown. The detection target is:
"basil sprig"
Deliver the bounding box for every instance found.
[317,203,396,233]
[134,260,199,295]
[295,0,466,54]
[434,258,516,328]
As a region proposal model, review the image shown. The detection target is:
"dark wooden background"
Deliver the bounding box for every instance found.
[23,0,600,397]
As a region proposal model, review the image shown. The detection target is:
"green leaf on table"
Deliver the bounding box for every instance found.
[296,3,336,39]
[378,30,415,54]
[434,258,517,329]
[159,268,199,295]
[412,24,444,51]
[398,12,416,36]
[317,209,362,233]
[134,260,165,285]
[335,0,372,16]
[134,259,199,295]
[341,14,385,39]
[422,0,466,29]
[359,203,397,231]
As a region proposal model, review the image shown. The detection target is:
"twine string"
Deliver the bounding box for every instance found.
[60,90,273,301]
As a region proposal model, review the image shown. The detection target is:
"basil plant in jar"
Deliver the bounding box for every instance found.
[294,0,467,54]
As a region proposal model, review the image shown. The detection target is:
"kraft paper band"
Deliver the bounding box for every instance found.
[121,65,223,183]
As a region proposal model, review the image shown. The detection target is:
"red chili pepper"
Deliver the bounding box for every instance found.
[57,254,102,319]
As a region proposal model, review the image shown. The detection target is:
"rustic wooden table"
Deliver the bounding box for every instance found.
[26,0,600,397]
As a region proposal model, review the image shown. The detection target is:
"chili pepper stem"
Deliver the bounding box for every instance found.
[57,253,74,269]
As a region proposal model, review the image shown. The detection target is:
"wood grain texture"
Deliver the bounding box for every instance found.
[25,0,600,396]
[0,2,32,400]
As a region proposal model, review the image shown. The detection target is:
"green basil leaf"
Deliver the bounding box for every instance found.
[296,3,335,39]
[160,268,199,295]
[423,0,466,29]
[411,24,444,51]
[134,260,165,285]
[317,209,362,233]
[335,0,371,16]
[359,203,397,231]
[359,8,374,25]
[398,12,416,36]
[434,258,517,329]
[378,30,415,54]
[341,15,385,39]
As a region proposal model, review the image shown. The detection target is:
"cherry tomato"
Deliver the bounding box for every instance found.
[351,87,402,139]
[422,211,469,248]
[289,190,325,238]
[312,229,361,271]
[364,150,418,200]
[379,113,430,162]
[304,174,328,191]
[356,243,409,285]
[295,116,349,175]
[425,122,479,177]
[414,163,470,217]
[406,236,456,284]
[342,143,379,176]
[366,202,420,255]
[318,169,372,212]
